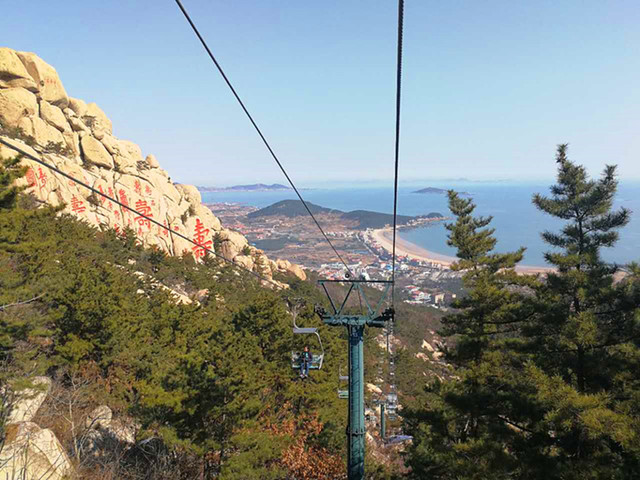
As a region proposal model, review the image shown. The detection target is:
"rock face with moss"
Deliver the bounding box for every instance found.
[0,47,304,282]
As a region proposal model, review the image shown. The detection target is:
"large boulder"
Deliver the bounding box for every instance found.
[0,87,38,128]
[0,47,37,91]
[176,183,201,205]
[287,263,306,281]
[68,115,89,133]
[16,51,69,107]
[145,153,160,168]
[274,258,306,280]
[366,383,382,395]
[31,116,65,147]
[40,100,70,132]
[81,409,138,458]
[6,377,51,424]
[67,96,87,117]
[80,134,114,169]
[0,422,73,480]
[99,133,121,156]
[218,229,249,260]
[193,203,222,231]
[62,130,81,157]
[233,254,254,270]
[86,405,113,430]
[0,135,38,160]
[109,139,142,173]
[118,139,143,162]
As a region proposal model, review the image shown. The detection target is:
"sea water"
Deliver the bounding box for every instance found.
[201,182,640,267]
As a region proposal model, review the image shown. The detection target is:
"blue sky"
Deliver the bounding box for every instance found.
[2,1,639,186]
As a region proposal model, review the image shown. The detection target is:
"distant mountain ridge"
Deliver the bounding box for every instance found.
[198,184,292,192]
[248,200,443,229]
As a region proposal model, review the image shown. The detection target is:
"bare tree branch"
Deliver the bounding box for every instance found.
[0,294,44,312]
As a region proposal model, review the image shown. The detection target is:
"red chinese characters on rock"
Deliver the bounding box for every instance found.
[70,195,86,213]
[145,185,152,195]
[192,218,212,258]
[134,180,142,195]
[105,187,114,209]
[134,199,152,229]
[118,189,129,207]
[37,168,47,188]
[97,185,107,204]
[158,221,169,237]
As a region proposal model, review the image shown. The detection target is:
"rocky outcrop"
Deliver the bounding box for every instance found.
[0,87,38,127]
[80,134,114,168]
[15,51,68,107]
[0,48,305,283]
[0,380,139,479]
[84,406,136,446]
[0,422,73,480]
[0,48,37,91]
[0,377,72,480]
[366,383,383,395]
[6,377,51,424]
[83,405,137,460]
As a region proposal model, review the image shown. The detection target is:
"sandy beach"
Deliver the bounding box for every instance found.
[371,228,554,275]
[372,227,455,267]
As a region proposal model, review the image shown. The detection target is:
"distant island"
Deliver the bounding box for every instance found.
[198,183,292,192]
[412,187,471,196]
[248,200,443,229]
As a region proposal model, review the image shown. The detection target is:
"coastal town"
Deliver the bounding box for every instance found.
[207,201,463,308]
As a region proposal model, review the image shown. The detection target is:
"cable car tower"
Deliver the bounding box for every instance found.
[315,279,394,480]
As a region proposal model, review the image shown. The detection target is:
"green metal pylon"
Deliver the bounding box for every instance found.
[316,279,394,480]
[381,403,386,440]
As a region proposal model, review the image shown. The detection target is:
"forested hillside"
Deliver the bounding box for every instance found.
[0,154,358,479]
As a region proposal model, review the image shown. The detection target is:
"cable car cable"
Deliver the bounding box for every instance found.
[386,0,404,432]
[0,138,284,290]
[391,0,404,306]
[173,0,353,278]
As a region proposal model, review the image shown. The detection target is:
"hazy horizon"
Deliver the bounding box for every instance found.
[199,177,640,190]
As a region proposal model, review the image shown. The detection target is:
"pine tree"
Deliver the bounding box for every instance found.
[531,144,631,392]
[403,191,536,479]
[524,144,640,477]
[0,154,25,210]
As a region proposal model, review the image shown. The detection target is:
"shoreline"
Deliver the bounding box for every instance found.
[371,227,554,274]
[372,228,455,267]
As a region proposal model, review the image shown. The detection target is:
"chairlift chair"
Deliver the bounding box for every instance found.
[386,393,398,420]
[337,365,349,399]
[291,319,325,371]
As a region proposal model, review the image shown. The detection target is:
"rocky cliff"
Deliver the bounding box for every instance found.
[0,47,304,283]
